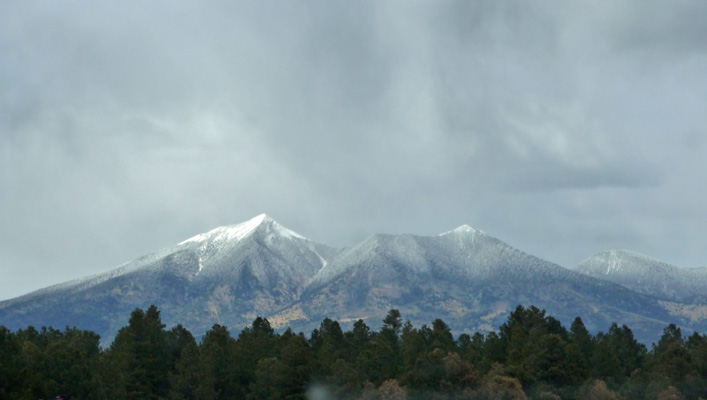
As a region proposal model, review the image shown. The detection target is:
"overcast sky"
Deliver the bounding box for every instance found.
[1,1,706,300]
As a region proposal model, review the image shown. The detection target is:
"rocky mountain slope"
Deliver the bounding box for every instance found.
[1,216,704,345]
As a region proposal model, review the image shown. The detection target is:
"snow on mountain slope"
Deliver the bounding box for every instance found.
[4,214,329,303]
[0,214,337,342]
[285,225,680,344]
[307,224,578,291]
[175,214,330,283]
[575,250,707,302]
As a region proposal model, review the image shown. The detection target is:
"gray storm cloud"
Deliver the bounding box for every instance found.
[1,1,705,300]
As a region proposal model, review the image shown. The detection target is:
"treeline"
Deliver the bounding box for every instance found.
[1,305,707,400]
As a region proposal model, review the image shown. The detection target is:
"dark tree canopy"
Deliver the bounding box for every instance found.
[1,305,705,400]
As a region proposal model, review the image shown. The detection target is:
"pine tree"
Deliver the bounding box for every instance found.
[315,318,345,377]
[43,327,102,399]
[0,327,20,400]
[687,332,707,379]
[109,305,172,400]
[429,319,455,353]
[652,325,696,383]
[593,323,645,381]
[570,317,594,360]
[401,322,426,381]
[200,324,239,400]
[277,329,313,396]
[232,317,278,397]
[166,324,196,367]
[247,357,291,399]
[169,341,217,400]
[531,334,572,386]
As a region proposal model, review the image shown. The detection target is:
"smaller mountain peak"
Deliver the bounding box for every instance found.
[605,249,639,257]
[587,249,662,264]
[577,249,677,276]
[439,224,484,236]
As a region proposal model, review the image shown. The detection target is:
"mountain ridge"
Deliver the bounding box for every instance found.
[1,215,704,345]
[289,226,683,343]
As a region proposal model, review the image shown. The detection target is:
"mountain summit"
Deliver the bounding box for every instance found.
[179,214,304,246]
[172,213,330,281]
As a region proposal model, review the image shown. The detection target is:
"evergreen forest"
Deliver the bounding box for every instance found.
[1,305,707,400]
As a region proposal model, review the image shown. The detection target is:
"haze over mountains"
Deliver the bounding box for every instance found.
[1,214,705,345]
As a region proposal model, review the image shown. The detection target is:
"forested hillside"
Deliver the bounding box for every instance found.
[1,305,706,400]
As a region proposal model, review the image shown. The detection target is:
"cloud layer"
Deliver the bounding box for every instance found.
[2,1,706,299]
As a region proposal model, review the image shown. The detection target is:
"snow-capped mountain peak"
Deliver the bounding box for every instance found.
[179,214,305,246]
[440,224,484,236]
[168,214,325,282]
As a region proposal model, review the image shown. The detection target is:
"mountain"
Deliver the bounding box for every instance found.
[575,250,707,303]
[574,250,707,328]
[1,216,705,345]
[0,214,336,343]
[276,226,691,343]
